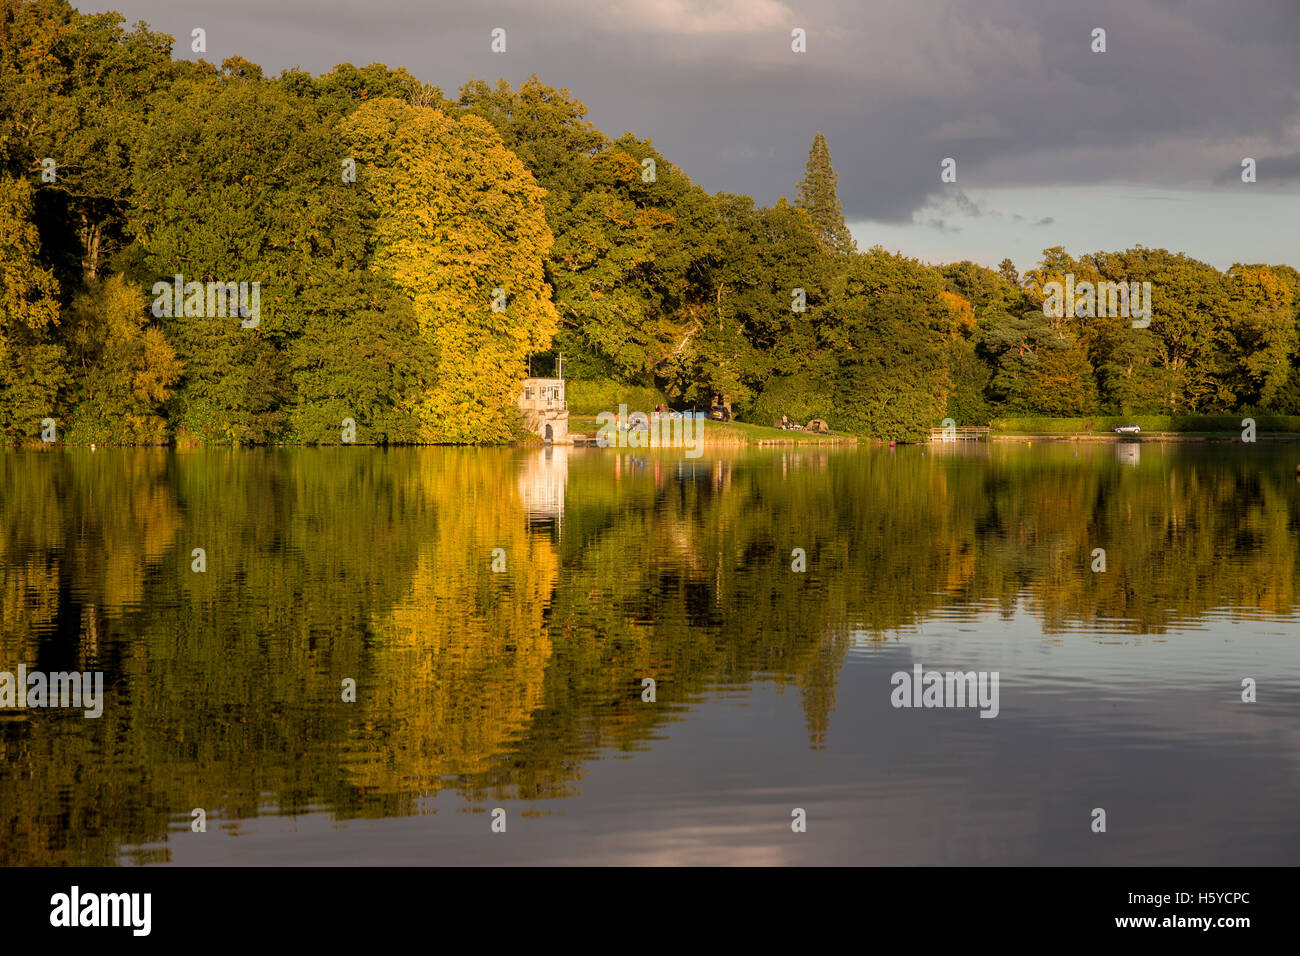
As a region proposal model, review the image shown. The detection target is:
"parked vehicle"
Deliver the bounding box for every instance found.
[1113,424,1141,435]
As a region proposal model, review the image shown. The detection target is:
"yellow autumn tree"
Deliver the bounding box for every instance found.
[65,274,183,444]
[936,290,976,335]
[0,175,65,440]
[341,99,560,442]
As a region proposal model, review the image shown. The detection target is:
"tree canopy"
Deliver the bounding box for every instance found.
[1,1,1297,444]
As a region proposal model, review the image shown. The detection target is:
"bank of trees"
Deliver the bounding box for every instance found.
[2,0,1298,444]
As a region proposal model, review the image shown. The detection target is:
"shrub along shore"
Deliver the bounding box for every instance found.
[990,415,1300,439]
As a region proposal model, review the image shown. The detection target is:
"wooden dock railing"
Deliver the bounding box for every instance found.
[929,425,991,442]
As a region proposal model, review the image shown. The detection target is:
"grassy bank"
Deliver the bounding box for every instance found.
[990,414,1300,437]
[567,415,856,445]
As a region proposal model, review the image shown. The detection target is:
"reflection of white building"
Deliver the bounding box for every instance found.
[1115,441,1141,466]
[517,446,568,532]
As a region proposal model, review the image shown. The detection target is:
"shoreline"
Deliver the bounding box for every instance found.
[8,427,1299,449]
[989,432,1300,442]
[9,435,1297,448]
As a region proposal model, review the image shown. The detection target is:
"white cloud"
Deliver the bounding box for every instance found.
[587,0,795,36]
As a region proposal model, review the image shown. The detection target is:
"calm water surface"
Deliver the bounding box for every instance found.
[2,442,1298,865]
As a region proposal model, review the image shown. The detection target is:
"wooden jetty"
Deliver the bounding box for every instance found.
[929,425,991,442]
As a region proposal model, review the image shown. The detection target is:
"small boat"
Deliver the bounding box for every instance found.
[1113,424,1141,435]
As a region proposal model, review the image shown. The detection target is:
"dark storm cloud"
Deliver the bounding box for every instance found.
[94,0,1300,223]
[1214,152,1300,183]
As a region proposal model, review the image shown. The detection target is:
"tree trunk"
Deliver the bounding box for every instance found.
[80,213,102,282]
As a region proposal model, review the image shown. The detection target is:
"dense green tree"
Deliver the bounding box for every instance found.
[129,73,346,441]
[979,311,1100,415]
[278,61,436,116]
[455,79,732,405]
[1087,248,1239,412]
[1094,328,1167,414]
[997,257,1019,286]
[711,195,829,416]
[287,272,435,444]
[1226,264,1299,410]
[821,248,956,439]
[0,1,175,285]
[943,337,992,423]
[456,76,605,190]
[128,67,443,444]
[939,260,1026,320]
[531,132,722,398]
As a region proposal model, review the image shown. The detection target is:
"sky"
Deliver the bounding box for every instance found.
[85,0,1300,273]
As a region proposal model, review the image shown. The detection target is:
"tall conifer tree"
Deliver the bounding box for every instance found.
[795,132,855,255]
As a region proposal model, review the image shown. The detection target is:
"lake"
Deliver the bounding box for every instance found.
[2,441,1298,865]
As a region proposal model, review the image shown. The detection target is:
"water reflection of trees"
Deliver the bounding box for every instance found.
[0,443,1295,862]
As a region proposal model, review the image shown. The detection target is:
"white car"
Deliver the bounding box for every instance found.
[1113,424,1141,435]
